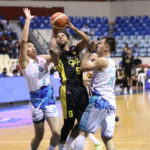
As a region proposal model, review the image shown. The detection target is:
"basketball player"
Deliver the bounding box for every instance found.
[74,37,116,150]
[49,19,91,150]
[122,48,134,94]
[18,8,60,150]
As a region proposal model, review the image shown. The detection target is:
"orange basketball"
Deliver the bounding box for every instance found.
[50,12,68,29]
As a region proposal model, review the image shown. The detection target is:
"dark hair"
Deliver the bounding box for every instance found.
[27,40,34,44]
[55,30,70,40]
[101,36,116,54]
[18,40,35,50]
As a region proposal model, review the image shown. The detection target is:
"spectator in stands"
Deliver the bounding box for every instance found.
[0,67,8,77]
[0,21,4,30]
[5,20,13,30]
[89,27,96,39]
[81,24,90,35]
[138,65,145,74]
[0,46,8,54]
[132,43,138,59]
[11,41,20,58]
[0,19,19,58]
[133,56,142,67]
[122,48,134,94]
[12,69,19,76]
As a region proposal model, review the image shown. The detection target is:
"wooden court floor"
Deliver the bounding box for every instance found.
[0,92,150,150]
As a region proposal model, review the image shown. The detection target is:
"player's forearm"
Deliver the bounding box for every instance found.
[73,27,89,42]
[49,30,57,53]
[49,30,60,65]
[22,19,31,42]
[49,48,59,66]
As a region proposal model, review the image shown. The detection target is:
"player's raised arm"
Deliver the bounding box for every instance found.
[49,29,60,66]
[66,19,89,53]
[19,8,35,70]
[80,40,108,71]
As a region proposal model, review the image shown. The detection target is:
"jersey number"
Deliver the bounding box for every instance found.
[68,110,73,118]
[76,67,81,75]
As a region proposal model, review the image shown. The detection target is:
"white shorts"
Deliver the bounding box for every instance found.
[29,85,59,123]
[31,103,59,123]
[79,94,116,138]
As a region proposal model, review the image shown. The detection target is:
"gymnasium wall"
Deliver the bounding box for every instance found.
[0,6,64,20]
[0,1,150,22]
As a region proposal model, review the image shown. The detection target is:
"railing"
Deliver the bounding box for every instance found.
[31,30,49,54]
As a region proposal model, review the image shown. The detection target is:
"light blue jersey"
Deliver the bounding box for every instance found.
[79,57,116,137]
[90,57,116,108]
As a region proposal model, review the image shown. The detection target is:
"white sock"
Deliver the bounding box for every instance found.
[48,145,55,150]
[66,136,74,150]
[88,133,100,145]
[74,135,86,150]
[58,143,66,150]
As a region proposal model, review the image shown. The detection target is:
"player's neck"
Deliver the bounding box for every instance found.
[32,56,38,62]
[61,45,69,51]
[105,52,110,57]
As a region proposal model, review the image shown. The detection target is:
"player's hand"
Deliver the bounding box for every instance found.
[66,18,76,30]
[88,40,98,52]
[23,8,35,20]
[52,27,58,35]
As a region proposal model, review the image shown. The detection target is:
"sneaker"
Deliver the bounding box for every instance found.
[123,88,127,95]
[95,142,103,150]
[129,88,133,94]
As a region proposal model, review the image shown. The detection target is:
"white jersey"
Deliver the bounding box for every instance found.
[90,57,116,107]
[22,56,51,92]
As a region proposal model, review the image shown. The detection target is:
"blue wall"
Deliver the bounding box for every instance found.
[0,75,61,104]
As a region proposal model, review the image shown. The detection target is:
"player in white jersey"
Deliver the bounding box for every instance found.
[74,37,116,150]
[18,8,60,150]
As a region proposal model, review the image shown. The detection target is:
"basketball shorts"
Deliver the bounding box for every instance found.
[30,85,59,123]
[125,68,133,78]
[60,85,89,121]
[79,90,116,138]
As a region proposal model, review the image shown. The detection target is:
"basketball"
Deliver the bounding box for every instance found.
[50,12,68,29]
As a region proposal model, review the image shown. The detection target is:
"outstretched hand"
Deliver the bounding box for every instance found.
[65,18,76,30]
[88,40,98,52]
[23,8,35,20]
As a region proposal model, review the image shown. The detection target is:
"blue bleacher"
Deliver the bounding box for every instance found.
[113,15,150,56]
[18,14,150,57]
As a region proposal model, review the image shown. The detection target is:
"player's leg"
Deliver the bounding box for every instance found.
[74,94,104,150]
[101,110,116,150]
[45,104,61,150]
[129,71,133,94]
[88,133,102,150]
[30,107,45,150]
[66,86,89,150]
[31,121,45,150]
[47,117,61,150]
[59,86,76,149]
[74,130,88,150]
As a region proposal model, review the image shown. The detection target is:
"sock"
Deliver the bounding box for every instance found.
[88,133,100,145]
[48,145,55,150]
[58,143,66,150]
[74,135,86,150]
[66,136,74,150]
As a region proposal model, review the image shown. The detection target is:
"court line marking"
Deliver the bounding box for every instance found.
[0,141,150,144]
